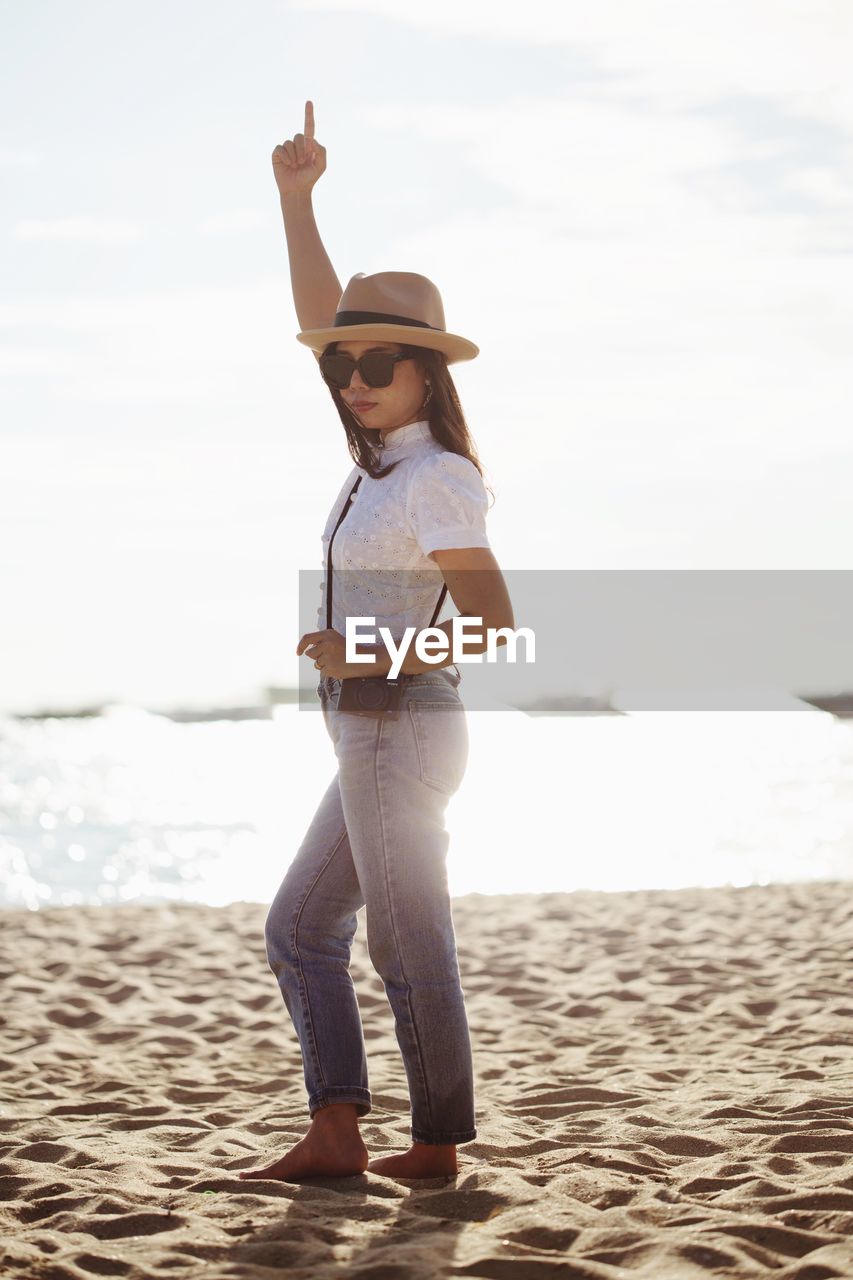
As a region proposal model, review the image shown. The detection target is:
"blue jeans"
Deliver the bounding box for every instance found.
[264,664,477,1145]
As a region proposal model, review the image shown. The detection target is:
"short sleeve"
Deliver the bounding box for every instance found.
[406,451,491,556]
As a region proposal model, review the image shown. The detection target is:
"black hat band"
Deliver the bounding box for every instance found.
[332,310,442,331]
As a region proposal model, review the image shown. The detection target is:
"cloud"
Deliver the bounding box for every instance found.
[0,148,40,169]
[0,279,312,407]
[0,346,84,378]
[12,218,143,244]
[286,0,853,132]
[784,164,853,209]
[199,209,268,235]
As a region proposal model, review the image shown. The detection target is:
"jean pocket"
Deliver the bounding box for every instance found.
[408,698,469,795]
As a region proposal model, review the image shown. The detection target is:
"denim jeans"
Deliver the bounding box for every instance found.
[264,664,477,1145]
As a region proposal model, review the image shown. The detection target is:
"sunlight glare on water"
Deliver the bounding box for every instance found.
[455,709,853,895]
[1,703,852,910]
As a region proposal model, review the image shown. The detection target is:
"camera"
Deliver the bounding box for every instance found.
[336,674,408,718]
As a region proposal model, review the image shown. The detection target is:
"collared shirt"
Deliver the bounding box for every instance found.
[317,419,492,645]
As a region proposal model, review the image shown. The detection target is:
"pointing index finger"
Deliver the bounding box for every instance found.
[304,100,315,141]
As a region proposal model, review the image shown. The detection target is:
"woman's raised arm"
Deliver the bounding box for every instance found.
[272,100,342,344]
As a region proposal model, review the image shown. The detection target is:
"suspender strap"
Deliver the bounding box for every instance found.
[325,476,362,631]
[325,474,448,635]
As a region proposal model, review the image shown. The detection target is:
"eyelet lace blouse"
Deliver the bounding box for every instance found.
[317,419,491,645]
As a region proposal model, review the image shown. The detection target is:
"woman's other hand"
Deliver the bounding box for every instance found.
[272,99,327,198]
[297,627,392,680]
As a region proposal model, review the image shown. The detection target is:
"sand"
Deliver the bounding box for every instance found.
[2,880,853,1280]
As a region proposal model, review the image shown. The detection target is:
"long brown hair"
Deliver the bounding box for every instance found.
[324,342,495,508]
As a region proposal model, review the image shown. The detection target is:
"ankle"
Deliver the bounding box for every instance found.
[311,1102,363,1134]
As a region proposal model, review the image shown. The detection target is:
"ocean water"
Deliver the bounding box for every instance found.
[2,703,852,911]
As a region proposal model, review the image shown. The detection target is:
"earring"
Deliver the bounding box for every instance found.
[422,382,433,410]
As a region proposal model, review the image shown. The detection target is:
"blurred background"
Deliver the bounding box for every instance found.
[2,0,852,908]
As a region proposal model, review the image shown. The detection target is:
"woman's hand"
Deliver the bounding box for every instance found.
[272,99,327,199]
[297,627,389,681]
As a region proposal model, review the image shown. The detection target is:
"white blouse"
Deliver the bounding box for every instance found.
[317,419,492,645]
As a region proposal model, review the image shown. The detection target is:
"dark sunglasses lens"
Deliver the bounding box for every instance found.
[320,354,353,389]
[359,354,397,387]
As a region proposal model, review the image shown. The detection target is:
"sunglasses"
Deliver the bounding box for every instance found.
[319,350,414,390]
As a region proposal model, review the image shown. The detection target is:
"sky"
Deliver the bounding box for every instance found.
[1,0,852,714]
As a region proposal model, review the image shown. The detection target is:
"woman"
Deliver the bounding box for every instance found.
[240,102,514,1184]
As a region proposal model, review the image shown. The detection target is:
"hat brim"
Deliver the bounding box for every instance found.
[295,322,479,364]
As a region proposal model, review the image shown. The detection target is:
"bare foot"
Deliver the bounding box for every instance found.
[368,1142,458,1179]
[238,1104,368,1182]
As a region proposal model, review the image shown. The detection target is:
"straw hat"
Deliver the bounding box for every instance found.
[295,271,479,364]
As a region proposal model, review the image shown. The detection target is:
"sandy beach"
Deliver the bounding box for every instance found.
[2,880,853,1279]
